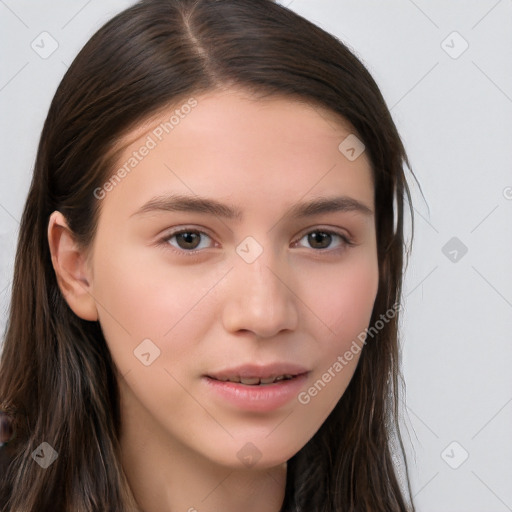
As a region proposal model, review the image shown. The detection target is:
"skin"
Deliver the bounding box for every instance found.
[48,87,379,512]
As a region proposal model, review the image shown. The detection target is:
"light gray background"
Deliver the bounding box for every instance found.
[1,1,511,511]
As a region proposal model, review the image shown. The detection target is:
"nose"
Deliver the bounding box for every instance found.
[221,251,299,338]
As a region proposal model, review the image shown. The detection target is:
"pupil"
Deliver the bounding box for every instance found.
[309,232,331,249]
[177,232,200,249]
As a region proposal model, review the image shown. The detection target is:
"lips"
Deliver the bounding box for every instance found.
[206,363,309,386]
[203,365,310,412]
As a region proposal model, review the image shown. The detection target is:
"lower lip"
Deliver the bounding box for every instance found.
[203,373,309,412]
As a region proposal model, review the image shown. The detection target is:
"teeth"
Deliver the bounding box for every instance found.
[239,377,260,385]
[217,375,295,385]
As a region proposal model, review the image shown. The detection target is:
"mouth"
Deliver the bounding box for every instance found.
[206,363,310,387]
[207,374,302,386]
[203,365,310,412]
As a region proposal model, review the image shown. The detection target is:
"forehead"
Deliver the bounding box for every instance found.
[100,88,374,217]
[116,87,358,150]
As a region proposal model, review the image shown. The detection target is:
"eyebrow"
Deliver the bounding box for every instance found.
[131,193,373,220]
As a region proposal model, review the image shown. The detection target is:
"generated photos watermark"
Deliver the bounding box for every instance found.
[93,97,198,200]
[297,302,401,405]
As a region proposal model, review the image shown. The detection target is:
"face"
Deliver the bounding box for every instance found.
[86,88,378,469]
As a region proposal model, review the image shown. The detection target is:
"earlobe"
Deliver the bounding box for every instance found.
[47,211,98,321]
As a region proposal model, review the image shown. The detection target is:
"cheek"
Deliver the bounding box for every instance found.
[89,238,226,375]
[297,252,378,406]
[302,252,379,343]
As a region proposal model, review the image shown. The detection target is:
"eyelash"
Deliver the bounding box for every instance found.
[159,226,355,257]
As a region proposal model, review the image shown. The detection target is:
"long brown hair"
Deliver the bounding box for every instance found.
[0,0,415,510]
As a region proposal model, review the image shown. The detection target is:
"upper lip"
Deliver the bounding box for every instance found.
[206,363,309,380]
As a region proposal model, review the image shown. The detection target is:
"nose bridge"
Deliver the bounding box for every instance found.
[222,239,298,337]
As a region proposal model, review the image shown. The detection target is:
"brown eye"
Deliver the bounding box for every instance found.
[307,232,333,249]
[175,232,201,249]
[165,230,213,251]
[296,230,350,251]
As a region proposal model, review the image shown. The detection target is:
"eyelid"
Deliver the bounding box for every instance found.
[293,223,353,240]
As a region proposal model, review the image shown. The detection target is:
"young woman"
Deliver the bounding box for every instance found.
[0,0,415,510]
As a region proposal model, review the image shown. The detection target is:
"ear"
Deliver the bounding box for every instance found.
[47,211,98,321]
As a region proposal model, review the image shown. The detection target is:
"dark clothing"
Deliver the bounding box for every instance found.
[0,443,13,510]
